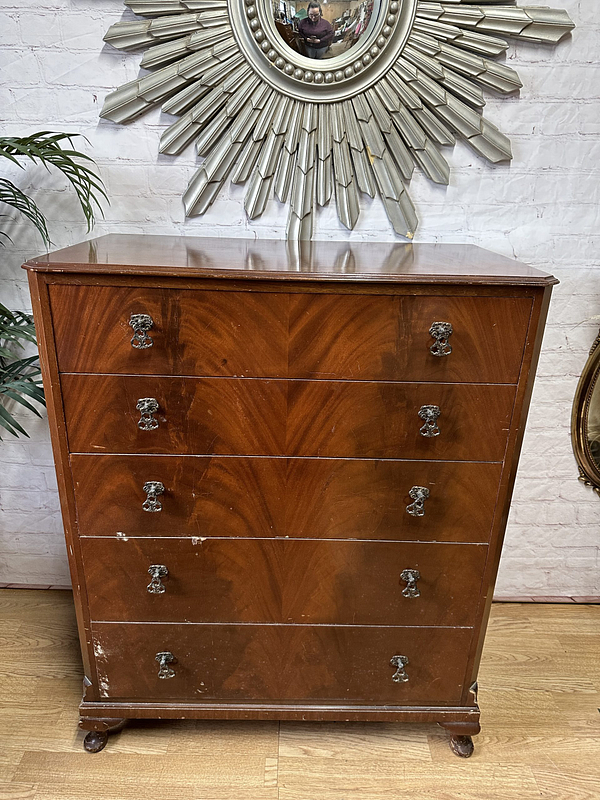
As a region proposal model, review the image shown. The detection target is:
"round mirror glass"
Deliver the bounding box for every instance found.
[272,0,379,61]
[588,370,600,468]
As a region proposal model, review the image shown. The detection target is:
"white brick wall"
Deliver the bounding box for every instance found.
[0,0,598,594]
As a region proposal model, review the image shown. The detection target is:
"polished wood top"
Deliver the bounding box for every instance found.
[24,234,557,286]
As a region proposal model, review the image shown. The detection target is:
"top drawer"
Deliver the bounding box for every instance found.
[49,285,532,384]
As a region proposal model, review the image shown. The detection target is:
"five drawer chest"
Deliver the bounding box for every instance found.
[24,235,556,756]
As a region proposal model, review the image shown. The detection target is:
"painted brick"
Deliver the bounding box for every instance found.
[0,0,598,592]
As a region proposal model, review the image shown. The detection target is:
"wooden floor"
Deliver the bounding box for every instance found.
[1,591,599,799]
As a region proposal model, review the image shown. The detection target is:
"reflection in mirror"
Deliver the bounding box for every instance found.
[588,372,600,468]
[273,0,377,60]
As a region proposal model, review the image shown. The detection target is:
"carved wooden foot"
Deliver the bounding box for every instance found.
[449,734,474,758]
[79,717,127,753]
[83,730,108,753]
[439,720,480,758]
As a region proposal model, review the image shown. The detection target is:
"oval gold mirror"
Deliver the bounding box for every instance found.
[272,0,379,62]
[572,330,600,496]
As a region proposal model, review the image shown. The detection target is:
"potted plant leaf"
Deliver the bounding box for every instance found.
[0,131,107,438]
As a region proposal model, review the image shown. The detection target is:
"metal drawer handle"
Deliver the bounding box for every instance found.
[129,313,154,349]
[400,569,421,598]
[142,481,164,512]
[390,654,409,683]
[406,486,430,517]
[136,397,160,431]
[429,321,453,357]
[418,404,440,438]
[155,651,175,679]
[147,564,168,594]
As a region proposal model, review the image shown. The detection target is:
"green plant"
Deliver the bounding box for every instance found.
[0,131,107,246]
[0,303,45,438]
[0,131,107,437]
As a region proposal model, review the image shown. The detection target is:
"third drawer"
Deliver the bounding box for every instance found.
[71,455,502,543]
[81,537,488,627]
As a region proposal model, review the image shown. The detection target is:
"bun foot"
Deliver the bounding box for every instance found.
[439,720,479,758]
[80,716,126,752]
[450,734,474,758]
[83,730,108,753]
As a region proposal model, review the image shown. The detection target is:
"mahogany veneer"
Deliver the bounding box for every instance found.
[70,455,502,542]
[61,375,515,460]
[51,285,531,383]
[90,622,474,705]
[24,235,556,757]
[81,537,487,626]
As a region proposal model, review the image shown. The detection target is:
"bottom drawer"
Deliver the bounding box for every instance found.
[91,623,473,706]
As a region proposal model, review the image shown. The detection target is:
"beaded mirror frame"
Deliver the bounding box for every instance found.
[101,1,574,239]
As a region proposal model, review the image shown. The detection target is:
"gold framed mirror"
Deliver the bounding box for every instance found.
[100,1,574,240]
[572,330,600,496]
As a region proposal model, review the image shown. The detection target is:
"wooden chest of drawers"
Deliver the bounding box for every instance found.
[25,235,555,757]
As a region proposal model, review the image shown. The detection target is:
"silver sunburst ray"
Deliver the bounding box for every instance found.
[101,0,575,239]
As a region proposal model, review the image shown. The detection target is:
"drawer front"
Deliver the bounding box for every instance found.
[51,285,289,378]
[289,293,532,384]
[91,622,473,705]
[82,538,487,626]
[72,455,502,543]
[62,375,515,460]
[50,285,531,384]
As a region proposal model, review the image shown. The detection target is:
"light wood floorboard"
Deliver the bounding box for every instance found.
[0,590,598,799]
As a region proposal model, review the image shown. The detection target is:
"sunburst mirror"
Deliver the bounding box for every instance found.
[101,1,574,239]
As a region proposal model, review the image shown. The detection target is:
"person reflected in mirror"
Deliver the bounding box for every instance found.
[298,1,334,59]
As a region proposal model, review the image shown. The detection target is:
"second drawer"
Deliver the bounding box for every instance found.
[62,375,515,460]
[81,537,487,627]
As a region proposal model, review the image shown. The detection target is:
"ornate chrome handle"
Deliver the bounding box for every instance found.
[400,569,421,598]
[390,654,409,683]
[129,313,154,349]
[429,321,453,357]
[155,651,175,679]
[406,486,429,517]
[142,481,164,512]
[136,397,160,431]
[418,404,441,437]
[147,564,168,594]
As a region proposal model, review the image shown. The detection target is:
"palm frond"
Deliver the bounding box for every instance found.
[0,307,45,439]
[0,403,29,438]
[0,178,51,246]
[0,131,108,245]
[0,303,37,348]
